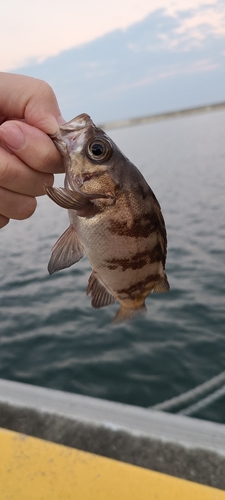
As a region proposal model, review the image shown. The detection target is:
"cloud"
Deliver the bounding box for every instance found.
[126,4,225,55]
[113,58,219,93]
[1,0,224,71]
[175,8,225,37]
[170,3,225,51]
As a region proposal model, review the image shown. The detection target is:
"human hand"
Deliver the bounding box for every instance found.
[0,73,65,228]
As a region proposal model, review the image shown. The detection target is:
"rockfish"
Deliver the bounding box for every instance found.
[45,113,169,322]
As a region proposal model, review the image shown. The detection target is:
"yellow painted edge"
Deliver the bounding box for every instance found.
[0,427,224,500]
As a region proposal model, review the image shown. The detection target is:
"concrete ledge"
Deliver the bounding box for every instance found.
[0,378,225,490]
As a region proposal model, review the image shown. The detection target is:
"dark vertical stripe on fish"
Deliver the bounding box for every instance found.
[106,244,164,271]
[117,273,161,296]
[108,212,164,238]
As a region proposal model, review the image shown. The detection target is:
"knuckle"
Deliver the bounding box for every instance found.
[0,151,24,189]
[41,148,56,171]
[0,156,16,185]
[35,79,55,100]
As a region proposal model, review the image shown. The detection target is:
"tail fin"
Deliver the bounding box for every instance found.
[154,274,170,293]
[113,304,146,324]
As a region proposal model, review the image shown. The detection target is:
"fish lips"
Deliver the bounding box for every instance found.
[50,113,92,157]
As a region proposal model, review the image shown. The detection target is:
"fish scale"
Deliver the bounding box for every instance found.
[45,113,169,322]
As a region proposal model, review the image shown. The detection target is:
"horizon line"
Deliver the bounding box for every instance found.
[99,102,225,130]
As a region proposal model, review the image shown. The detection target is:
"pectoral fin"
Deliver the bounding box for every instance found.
[45,186,100,217]
[48,225,84,274]
[87,272,116,308]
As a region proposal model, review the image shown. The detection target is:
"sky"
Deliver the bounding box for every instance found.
[1,0,225,72]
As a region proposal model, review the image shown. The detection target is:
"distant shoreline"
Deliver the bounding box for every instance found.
[99,102,225,131]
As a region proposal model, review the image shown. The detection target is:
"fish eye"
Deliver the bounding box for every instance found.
[86,138,112,162]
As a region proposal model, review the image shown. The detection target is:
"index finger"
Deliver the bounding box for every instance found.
[0,73,64,135]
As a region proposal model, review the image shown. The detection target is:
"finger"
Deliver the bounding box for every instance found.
[0,214,9,229]
[0,120,64,174]
[0,117,7,126]
[0,146,54,196]
[0,73,65,134]
[0,187,37,220]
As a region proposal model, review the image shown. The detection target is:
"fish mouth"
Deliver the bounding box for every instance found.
[59,113,93,135]
[51,114,94,157]
[50,114,90,141]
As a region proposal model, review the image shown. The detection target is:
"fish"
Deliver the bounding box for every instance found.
[45,113,169,322]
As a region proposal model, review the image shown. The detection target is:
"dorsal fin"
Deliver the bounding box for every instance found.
[48,225,84,274]
[86,272,116,308]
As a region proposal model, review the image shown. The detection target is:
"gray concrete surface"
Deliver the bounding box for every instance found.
[0,378,224,489]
